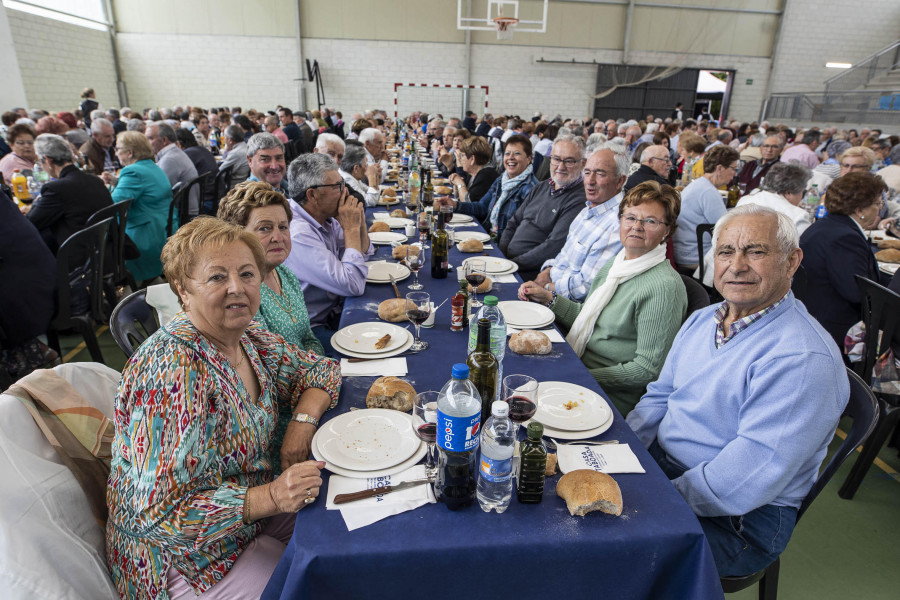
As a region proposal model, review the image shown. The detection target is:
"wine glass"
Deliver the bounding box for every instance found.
[417,211,431,249]
[406,245,423,290]
[406,291,430,351]
[411,391,439,477]
[503,375,539,439]
[465,259,487,309]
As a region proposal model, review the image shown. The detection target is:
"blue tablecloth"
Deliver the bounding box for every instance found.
[263,207,724,600]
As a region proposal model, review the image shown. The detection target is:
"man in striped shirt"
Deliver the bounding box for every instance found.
[524,146,629,302]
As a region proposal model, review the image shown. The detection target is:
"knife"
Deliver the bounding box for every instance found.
[389,274,402,299]
[333,477,434,504]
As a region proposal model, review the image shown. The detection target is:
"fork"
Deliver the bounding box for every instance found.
[545,439,619,451]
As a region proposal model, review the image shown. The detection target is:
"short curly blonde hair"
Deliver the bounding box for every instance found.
[116,131,153,161]
[217,181,291,227]
[161,217,266,306]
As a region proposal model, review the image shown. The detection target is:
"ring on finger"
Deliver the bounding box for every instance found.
[304,488,315,504]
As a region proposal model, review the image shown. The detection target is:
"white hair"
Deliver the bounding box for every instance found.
[646,123,659,134]
[711,204,799,260]
[315,132,345,151]
[588,142,630,178]
[358,128,383,144]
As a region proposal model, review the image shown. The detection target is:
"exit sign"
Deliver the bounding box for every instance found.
[746,79,754,85]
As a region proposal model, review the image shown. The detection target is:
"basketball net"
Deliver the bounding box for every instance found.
[493,16,519,40]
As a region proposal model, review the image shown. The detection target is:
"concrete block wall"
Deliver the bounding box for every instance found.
[115,33,300,111]
[769,0,900,94]
[6,9,118,113]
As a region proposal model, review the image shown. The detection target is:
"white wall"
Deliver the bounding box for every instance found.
[115,32,300,111]
[5,8,118,112]
[769,0,900,93]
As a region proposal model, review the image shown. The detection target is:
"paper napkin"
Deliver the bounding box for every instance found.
[556,443,646,474]
[325,464,436,531]
[340,357,408,377]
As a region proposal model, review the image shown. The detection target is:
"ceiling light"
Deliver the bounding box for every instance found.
[825,62,852,69]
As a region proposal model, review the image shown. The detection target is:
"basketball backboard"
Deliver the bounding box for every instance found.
[457,0,548,38]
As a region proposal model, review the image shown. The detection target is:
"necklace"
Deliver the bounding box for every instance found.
[268,271,296,323]
[232,346,245,369]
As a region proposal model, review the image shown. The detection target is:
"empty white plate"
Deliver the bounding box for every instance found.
[535,410,614,441]
[454,231,491,243]
[315,409,421,471]
[333,322,409,354]
[533,381,612,431]
[449,214,474,224]
[365,261,411,284]
[369,232,408,245]
[498,301,555,328]
[462,256,517,275]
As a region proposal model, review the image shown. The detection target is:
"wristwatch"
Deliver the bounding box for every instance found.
[292,413,319,427]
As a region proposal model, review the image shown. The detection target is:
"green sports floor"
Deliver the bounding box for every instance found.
[60,328,900,599]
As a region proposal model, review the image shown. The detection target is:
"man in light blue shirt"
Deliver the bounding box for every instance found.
[628,205,848,577]
[522,146,628,302]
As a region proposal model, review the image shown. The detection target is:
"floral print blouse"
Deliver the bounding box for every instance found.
[106,313,341,600]
[256,264,324,355]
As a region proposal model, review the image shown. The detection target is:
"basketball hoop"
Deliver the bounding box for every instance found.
[493,16,519,40]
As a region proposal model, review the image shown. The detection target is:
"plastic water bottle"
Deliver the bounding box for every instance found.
[476,401,515,513]
[467,296,507,391]
[435,364,482,510]
[32,161,49,185]
[805,184,819,218]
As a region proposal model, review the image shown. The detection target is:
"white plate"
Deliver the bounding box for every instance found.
[533,410,614,441]
[453,230,491,243]
[449,214,474,224]
[314,409,421,471]
[867,229,888,242]
[333,322,409,354]
[331,329,413,359]
[879,261,899,275]
[384,217,414,229]
[369,231,408,245]
[462,256,518,275]
[365,261,411,284]
[498,301,555,328]
[533,381,612,431]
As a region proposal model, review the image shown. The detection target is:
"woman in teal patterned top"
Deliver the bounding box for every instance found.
[218,181,324,355]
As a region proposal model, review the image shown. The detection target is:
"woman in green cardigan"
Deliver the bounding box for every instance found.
[519,181,687,415]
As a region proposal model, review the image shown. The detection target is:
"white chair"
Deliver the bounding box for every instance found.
[0,362,120,599]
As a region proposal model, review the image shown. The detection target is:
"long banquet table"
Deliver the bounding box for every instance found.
[262,204,724,599]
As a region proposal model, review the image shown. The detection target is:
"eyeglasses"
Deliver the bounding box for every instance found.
[621,214,668,229]
[13,139,34,146]
[840,163,869,171]
[503,150,526,159]
[309,180,345,194]
[549,156,582,166]
[648,156,672,164]
[761,144,782,149]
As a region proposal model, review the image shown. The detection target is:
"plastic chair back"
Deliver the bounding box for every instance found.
[167,172,210,236]
[679,274,710,321]
[854,275,900,384]
[86,199,132,286]
[791,263,807,301]
[212,165,234,215]
[109,289,159,358]
[696,223,715,283]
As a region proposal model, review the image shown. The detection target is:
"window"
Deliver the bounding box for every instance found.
[3,0,108,31]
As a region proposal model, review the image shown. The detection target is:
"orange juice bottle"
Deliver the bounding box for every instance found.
[11,169,29,204]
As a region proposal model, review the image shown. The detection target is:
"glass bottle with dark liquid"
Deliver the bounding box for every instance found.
[467,318,499,422]
[517,421,547,504]
[422,169,434,210]
[430,209,449,279]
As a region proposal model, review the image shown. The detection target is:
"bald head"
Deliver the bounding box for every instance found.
[642,145,671,178]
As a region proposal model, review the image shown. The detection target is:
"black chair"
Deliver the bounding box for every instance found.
[679,274,710,321]
[790,263,807,300]
[721,368,879,598]
[696,223,715,284]
[46,218,112,364]
[211,165,234,216]
[166,182,184,237]
[109,289,159,358]
[167,172,211,236]
[838,275,900,499]
[86,200,137,305]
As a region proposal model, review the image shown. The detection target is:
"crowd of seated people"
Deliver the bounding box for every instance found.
[2,98,900,595]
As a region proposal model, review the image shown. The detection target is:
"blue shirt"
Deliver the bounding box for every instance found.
[626,294,849,517]
[248,173,289,194]
[673,176,726,265]
[542,192,624,302]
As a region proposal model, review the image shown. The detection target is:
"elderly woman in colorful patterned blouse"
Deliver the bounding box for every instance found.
[218,180,324,355]
[106,217,341,600]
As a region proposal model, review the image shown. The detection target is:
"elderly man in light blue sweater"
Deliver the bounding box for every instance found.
[627,204,849,577]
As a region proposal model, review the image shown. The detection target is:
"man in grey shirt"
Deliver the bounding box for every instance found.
[147,122,200,215]
[219,124,251,185]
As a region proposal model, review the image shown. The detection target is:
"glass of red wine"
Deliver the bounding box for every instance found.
[465,259,487,309]
[503,374,539,439]
[406,291,430,351]
[417,211,431,249]
[406,245,423,290]
[411,390,439,477]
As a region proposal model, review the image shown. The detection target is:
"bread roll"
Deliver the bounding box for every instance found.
[369,221,391,233]
[434,185,452,195]
[509,330,552,355]
[390,209,407,218]
[382,188,397,198]
[366,376,416,412]
[458,239,484,253]
[544,453,558,476]
[877,239,900,250]
[556,470,623,517]
[392,244,421,260]
[467,276,492,294]
[875,248,900,263]
[378,298,415,322]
